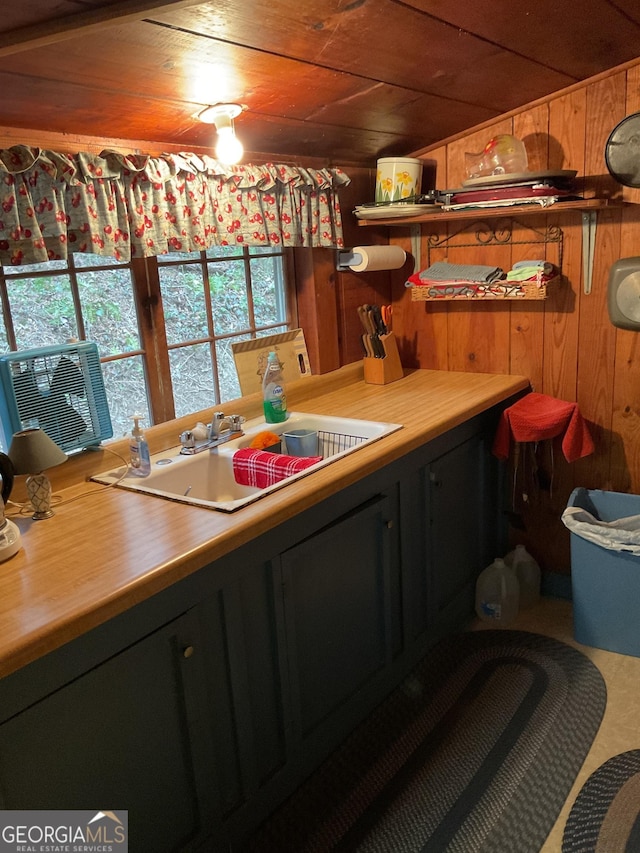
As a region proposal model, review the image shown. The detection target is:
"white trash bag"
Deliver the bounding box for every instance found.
[562,487,640,555]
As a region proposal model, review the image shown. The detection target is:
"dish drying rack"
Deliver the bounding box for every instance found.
[316,429,367,457]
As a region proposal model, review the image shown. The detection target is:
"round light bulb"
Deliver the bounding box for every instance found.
[215,127,244,165]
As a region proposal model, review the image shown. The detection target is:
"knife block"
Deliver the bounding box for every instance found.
[363,332,404,385]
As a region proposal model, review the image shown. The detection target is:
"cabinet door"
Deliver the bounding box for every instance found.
[280,493,397,745]
[198,560,289,820]
[0,610,216,853]
[429,434,486,629]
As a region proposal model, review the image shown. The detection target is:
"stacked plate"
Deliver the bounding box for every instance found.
[354,191,439,220]
[440,170,578,210]
[354,173,579,217]
[354,203,430,220]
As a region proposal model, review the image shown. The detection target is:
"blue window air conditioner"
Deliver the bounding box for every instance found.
[0,342,113,453]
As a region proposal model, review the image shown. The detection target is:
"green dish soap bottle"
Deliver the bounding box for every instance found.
[262,351,288,424]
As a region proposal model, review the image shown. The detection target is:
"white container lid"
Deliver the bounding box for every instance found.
[377,157,424,165]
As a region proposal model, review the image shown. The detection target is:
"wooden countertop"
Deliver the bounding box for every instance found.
[0,364,529,678]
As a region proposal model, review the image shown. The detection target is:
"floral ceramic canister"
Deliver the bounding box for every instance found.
[375,157,423,203]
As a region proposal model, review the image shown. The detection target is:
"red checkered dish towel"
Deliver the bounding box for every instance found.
[232,448,323,488]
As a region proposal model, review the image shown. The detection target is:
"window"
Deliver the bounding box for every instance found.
[156,246,290,420]
[0,248,293,439]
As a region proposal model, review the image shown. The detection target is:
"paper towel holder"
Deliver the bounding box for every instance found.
[336,245,407,272]
[337,249,364,271]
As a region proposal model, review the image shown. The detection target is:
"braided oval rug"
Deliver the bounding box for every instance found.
[563,750,640,852]
[248,630,606,853]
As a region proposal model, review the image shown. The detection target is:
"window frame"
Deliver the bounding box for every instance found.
[0,248,297,430]
[138,248,298,423]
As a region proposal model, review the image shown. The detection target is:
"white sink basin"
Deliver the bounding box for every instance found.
[92,412,402,512]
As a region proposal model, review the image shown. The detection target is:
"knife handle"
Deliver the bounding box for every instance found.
[363,332,404,384]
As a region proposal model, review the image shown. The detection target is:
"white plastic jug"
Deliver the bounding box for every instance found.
[475,557,520,625]
[505,544,541,609]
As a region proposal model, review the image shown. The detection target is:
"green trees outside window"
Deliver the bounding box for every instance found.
[0,247,292,439]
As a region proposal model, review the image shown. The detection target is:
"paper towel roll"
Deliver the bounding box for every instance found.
[349,245,407,272]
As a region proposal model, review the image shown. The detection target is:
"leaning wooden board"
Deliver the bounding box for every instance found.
[232,328,311,395]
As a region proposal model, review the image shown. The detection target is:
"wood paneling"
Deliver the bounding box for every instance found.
[610,67,640,492]
[293,248,341,375]
[382,58,640,573]
[0,0,640,164]
[156,0,575,113]
[404,0,640,80]
[4,3,640,575]
[607,213,640,493]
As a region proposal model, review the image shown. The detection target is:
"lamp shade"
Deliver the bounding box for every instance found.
[8,428,68,474]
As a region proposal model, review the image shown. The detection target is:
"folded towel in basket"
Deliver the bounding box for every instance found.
[233,447,323,488]
[418,261,505,283]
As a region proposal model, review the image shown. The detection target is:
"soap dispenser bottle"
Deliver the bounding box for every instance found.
[262,351,288,424]
[129,413,151,477]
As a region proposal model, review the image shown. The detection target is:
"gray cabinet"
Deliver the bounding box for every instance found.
[0,609,218,853]
[429,432,488,629]
[280,491,399,749]
[198,556,290,826]
[218,488,402,846]
[401,412,504,658]
[0,409,508,852]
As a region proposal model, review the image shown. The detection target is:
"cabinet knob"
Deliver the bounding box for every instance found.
[182,645,195,659]
[385,519,394,529]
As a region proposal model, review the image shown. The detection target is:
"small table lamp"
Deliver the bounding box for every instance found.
[8,428,68,519]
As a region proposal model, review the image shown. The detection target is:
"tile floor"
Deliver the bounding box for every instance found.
[473,596,640,851]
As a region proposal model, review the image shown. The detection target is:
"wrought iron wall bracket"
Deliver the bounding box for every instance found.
[424,219,564,272]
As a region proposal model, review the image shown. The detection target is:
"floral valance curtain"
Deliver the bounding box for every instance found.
[0,147,351,266]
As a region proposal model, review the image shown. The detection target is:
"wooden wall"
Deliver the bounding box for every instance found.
[5,60,640,574]
[368,61,640,574]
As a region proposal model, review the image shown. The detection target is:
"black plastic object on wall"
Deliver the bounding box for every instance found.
[605,113,640,187]
[608,258,640,330]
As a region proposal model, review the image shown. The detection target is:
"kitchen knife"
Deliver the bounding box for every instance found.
[367,307,387,357]
[358,305,384,357]
[358,305,373,334]
[362,334,375,357]
[371,304,387,335]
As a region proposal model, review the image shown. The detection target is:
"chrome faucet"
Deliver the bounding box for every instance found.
[209,412,241,441]
[179,412,245,454]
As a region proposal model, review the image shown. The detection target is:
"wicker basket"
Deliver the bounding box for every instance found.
[410,275,560,302]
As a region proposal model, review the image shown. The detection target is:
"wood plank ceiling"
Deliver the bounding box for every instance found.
[1,0,640,166]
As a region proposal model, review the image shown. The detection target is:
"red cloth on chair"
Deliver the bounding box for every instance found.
[492,392,594,463]
[233,448,322,488]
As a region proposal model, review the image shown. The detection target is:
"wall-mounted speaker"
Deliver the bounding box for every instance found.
[608,257,640,330]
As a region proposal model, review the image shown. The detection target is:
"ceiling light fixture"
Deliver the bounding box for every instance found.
[197,103,244,165]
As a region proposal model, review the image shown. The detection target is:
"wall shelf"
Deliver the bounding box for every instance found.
[408,219,563,302]
[410,275,561,302]
[357,198,633,296]
[355,197,626,227]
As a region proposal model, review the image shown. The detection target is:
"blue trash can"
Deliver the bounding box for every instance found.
[567,488,640,657]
